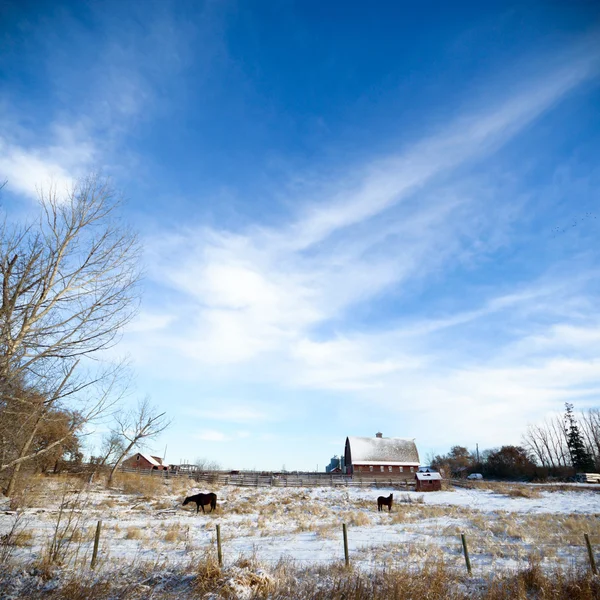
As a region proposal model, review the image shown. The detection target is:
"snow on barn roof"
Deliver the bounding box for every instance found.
[416,472,442,481]
[347,436,420,466]
[137,453,162,467]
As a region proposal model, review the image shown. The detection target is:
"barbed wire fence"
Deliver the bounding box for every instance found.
[86,517,598,576]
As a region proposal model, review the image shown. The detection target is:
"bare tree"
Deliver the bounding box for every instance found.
[194,457,221,472]
[96,431,127,469]
[0,175,140,495]
[579,408,600,469]
[107,398,170,486]
[523,423,552,468]
[523,409,600,474]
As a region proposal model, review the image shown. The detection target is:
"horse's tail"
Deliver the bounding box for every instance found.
[211,494,217,510]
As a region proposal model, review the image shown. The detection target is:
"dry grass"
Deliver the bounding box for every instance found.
[462,481,543,499]
[0,551,599,599]
[345,510,372,526]
[125,526,144,540]
[112,472,167,497]
[9,474,86,510]
[11,529,34,547]
[163,524,187,543]
[193,551,223,596]
[0,513,32,563]
[398,492,424,504]
[505,486,542,499]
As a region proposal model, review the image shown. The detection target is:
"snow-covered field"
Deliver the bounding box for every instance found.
[1,475,599,578]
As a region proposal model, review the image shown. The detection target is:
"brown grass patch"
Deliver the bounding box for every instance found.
[112,472,166,497]
[0,557,599,599]
[125,526,144,540]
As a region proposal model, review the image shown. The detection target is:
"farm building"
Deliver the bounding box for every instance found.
[344,432,420,479]
[121,453,168,471]
[325,455,345,473]
[415,471,442,491]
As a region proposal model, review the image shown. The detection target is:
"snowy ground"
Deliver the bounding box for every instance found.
[1,475,598,577]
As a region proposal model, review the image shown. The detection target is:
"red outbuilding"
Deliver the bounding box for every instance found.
[415,471,442,492]
[121,453,168,471]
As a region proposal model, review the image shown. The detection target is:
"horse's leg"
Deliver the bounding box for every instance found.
[201,503,206,513]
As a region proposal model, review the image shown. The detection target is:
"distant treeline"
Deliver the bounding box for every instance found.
[431,404,599,481]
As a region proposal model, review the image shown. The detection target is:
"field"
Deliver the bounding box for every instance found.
[0,474,598,599]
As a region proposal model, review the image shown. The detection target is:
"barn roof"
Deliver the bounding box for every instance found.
[137,453,162,467]
[347,436,420,466]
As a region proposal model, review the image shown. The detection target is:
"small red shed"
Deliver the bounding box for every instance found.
[415,471,442,492]
[122,453,168,471]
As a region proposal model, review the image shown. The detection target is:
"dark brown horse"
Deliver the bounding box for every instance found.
[377,493,393,512]
[183,492,217,514]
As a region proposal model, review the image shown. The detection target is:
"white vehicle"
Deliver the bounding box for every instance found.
[467,473,483,480]
[575,473,600,483]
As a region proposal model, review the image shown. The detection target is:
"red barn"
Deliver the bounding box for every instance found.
[344,433,420,480]
[121,453,168,471]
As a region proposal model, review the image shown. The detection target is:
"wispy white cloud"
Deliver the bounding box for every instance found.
[194,429,253,442]
[129,46,600,388]
[0,125,96,199]
[186,405,276,423]
[0,2,208,200]
[114,41,600,459]
[287,49,600,249]
[194,430,229,442]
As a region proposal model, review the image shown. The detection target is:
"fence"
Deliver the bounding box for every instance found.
[87,518,599,575]
[118,467,417,489]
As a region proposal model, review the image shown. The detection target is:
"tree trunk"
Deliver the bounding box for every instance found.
[5,411,44,497]
[107,440,136,487]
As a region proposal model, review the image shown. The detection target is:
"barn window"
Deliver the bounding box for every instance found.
[388,466,392,472]
[380,466,384,472]
[399,466,403,472]
[410,467,414,473]
[369,466,373,472]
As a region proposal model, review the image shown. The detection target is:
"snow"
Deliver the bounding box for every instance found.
[347,436,419,464]
[0,478,598,578]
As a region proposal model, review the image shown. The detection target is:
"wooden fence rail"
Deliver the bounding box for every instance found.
[117,467,416,489]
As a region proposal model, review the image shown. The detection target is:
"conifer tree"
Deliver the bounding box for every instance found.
[564,403,595,472]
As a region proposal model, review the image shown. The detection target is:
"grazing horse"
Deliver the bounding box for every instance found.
[183,492,217,514]
[377,493,393,512]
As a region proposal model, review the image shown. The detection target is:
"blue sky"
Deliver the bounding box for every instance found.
[1,1,599,470]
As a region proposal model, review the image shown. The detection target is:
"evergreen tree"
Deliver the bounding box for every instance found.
[564,403,595,472]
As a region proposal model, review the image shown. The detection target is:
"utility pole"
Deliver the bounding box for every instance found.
[476,444,480,463]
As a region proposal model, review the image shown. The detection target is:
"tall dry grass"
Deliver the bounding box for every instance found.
[1,559,598,599]
[109,471,168,497]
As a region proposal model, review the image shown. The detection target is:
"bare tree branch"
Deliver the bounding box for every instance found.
[0,174,141,494]
[107,398,171,486]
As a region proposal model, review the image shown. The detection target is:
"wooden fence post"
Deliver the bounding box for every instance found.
[584,533,597,575]
[91,520,102,570]
[216,524,223,567]
[343,523,349,567]
[461,533,472,575]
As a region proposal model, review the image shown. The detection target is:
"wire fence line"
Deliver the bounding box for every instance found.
[175,524,599,575]
[89,516,600,574]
